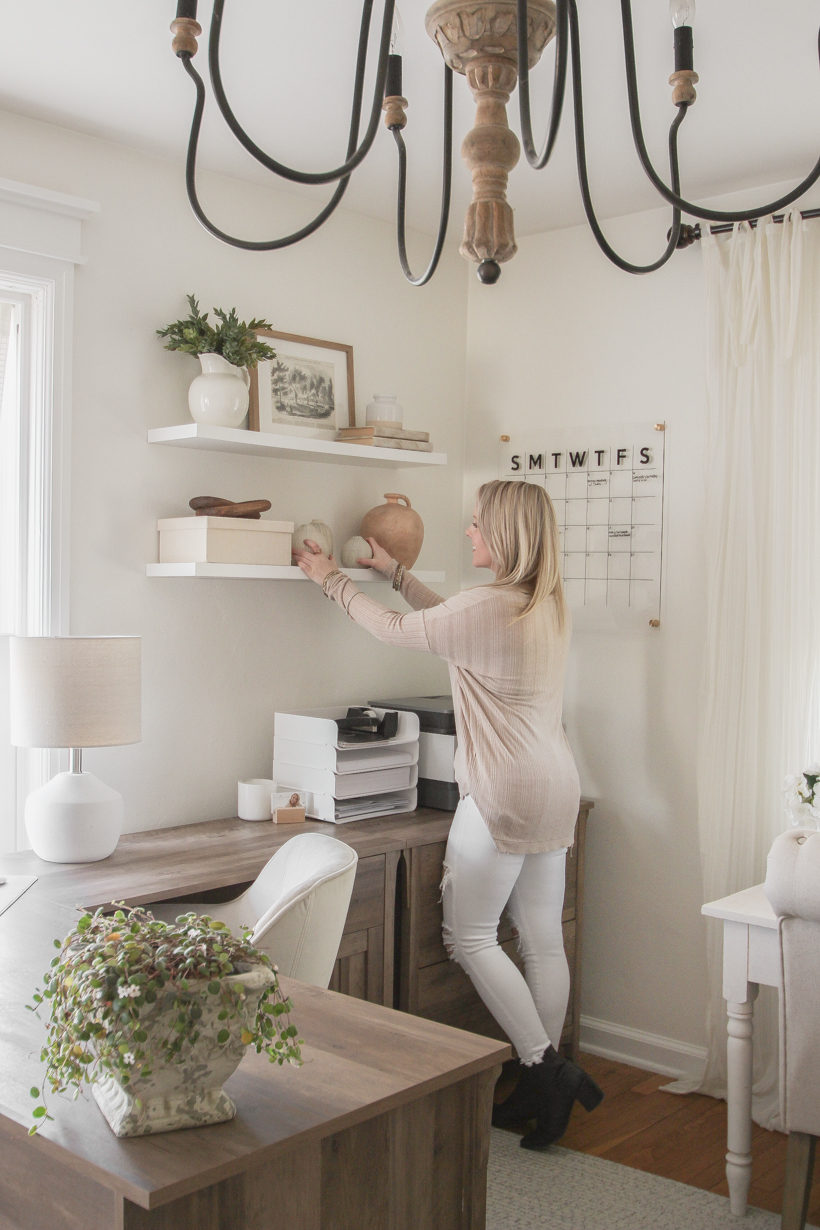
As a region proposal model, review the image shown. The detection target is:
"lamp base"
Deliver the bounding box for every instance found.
[25,771,123,863]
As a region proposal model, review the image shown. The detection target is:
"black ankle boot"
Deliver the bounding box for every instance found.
[492,1047,567,1128]
[492,1062,540,1128]
[519,1046,603,1151]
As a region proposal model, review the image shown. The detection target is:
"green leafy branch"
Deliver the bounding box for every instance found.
[156,295,277,369]
[26,903,302,1134]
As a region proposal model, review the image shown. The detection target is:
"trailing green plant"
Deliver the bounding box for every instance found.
[26,904,302,1134]
[156,295,277,368]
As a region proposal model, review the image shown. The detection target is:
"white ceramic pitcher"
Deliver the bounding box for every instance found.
[188,353,250,428]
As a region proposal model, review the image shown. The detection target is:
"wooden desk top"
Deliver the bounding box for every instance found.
[0,808,456,912]
[0,809,509,1211]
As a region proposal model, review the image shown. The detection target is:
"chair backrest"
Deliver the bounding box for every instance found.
[764,829,820,1136]
[241,834,358,988]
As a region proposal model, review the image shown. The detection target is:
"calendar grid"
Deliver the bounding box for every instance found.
[500,430,666,615]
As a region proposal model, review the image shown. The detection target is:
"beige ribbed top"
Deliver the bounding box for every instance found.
[324,567,580,854]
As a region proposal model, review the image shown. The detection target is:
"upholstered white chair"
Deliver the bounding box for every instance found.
[764,828,820,1230]
[150,833,358,988]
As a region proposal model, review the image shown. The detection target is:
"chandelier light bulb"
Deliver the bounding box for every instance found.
[390,6,405,57]
[669,0,695,27]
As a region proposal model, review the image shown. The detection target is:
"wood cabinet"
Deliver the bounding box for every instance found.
[134,804,591,1053]
[397,804,591,1059]
[327,850,400,1005]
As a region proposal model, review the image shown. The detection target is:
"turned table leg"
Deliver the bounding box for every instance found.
[726,987,758,1216]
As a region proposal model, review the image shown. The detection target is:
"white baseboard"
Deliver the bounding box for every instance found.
[579,1014,708,1081]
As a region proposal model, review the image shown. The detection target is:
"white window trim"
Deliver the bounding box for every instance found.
[0,180,99,850]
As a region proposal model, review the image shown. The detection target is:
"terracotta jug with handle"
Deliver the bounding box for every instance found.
[359,494,424,568]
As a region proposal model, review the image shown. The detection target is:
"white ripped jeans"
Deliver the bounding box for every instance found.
[441,795,569,1066]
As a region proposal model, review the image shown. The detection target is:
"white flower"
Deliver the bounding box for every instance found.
[188,929,199,939]
[806,762,820,775]
[122,1052,136,1065]
[784,775,797,790]
[118,984,141,999]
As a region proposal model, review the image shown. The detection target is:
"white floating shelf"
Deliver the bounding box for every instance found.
[146,563,446,582]
[147,424,447,468]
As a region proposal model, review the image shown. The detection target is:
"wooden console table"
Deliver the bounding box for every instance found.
[0,822,508,1230]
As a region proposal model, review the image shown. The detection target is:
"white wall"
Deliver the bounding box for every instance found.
[0,109,468,843]
[463,209,712,1060]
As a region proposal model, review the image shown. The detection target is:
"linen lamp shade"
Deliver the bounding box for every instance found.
[9,636,141,749]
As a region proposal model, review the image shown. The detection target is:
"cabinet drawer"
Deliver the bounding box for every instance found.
[414,843,576,967]
[329,926,384,1004]
[343,854,385,934]
[416,920,576,1049]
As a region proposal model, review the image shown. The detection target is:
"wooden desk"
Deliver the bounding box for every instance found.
[702,884,781,1218]
[0,815,509,1230]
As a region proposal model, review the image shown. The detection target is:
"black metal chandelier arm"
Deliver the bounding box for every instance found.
[517,0,568,169]
[392,66,454,286]
[569,0,683,274]
[619,0,820,224]
[207,0,394,187]
[181,56,352,251]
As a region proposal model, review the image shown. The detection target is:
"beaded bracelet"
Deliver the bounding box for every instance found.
[392,563,405,592]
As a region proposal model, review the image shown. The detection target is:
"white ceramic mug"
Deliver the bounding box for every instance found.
[238,778,275,821]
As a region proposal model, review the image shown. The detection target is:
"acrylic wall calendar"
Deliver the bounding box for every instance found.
[499,424,666,617]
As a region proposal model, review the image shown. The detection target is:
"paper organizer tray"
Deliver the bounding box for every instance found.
[273,762,419,800]
[290,787,418,825]
[273,706,420,751]
[273,737,419,775]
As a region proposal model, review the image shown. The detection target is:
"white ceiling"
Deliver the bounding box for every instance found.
[1,1,819,242]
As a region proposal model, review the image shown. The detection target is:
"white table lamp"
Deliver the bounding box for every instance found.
[9,636,141,863]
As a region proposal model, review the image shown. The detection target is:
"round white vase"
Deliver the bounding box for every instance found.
[365,394,403,426]
[25,770,123,863]
[188,353,250,428]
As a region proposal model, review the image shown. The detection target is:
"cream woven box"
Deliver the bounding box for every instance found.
[158,517,294,566]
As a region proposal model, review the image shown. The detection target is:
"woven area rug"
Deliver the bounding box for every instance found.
[487,1128,816,1230]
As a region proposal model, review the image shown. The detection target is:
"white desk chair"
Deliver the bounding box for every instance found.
[764,828,820,1230]
[150,833,358,989]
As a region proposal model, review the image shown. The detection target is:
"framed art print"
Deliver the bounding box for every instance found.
[249,330,355,439]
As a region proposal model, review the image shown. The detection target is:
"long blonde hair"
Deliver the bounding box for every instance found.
[475,479,566,625]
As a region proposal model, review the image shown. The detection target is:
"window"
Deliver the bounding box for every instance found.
[0,180,96,852]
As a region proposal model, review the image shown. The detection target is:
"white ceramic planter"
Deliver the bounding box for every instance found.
[92,964,277,1137]
[188,353,250,428]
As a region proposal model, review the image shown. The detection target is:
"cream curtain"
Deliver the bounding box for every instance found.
[682,215,820,1128]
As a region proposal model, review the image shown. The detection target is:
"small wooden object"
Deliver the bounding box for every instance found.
[170,16,202,57]
[274,792,306,825]
[382,95,408,131]
[669,68,698,106]
[189,496,272,520]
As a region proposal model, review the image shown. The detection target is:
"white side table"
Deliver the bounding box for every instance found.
[702,885,780,1217]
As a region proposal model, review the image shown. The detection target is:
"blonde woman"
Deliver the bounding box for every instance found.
[294,479,603,1148]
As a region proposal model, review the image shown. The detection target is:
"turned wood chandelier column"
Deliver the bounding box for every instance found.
[425,0,556,283]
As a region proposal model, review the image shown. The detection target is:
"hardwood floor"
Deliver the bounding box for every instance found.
[496,1052,820,1223]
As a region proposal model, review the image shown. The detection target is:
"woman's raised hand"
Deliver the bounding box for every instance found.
[358,538,394,575]
[293,539,338,585]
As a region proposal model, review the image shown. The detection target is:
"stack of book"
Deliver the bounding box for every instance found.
[336,424,433,453]
[273,706,419,823]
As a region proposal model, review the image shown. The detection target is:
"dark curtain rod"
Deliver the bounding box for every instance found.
[690,207,820,240]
